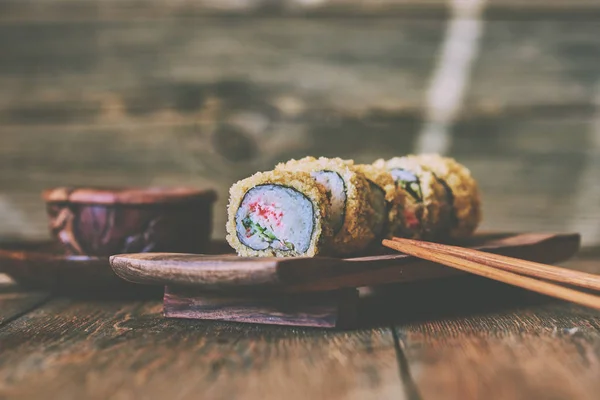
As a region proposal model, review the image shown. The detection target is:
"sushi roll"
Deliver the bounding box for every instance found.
[373,157,450,239]
[226,170,332,257]
[276,156,378,256]
[352,163,405,239]
[409,154,481,238]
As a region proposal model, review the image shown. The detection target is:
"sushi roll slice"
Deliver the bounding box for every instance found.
[373,157,450,239]
[226,170,332,257]
[276,156,378,256]
[410,153,481,238]
[353,163,405,239]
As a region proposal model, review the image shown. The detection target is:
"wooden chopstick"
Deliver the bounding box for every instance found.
[391,237,600,292]
[382,238,600,311]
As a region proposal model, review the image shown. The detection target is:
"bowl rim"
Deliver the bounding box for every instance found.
[42,186,218,205]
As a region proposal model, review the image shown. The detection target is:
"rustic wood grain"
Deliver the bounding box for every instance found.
[109,233,580,293]
[0,7,599,247]
[0,298,406,399]
[1,256,600,399]
[0,16,598,242]
[381,256,600,400]
[0,2,598,398]
[0,19,597,119]
[0,289,50,328]
[164,287,359,328]
[397,303,600,400]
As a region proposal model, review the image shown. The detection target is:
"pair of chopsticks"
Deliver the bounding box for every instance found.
[382,237,600,310]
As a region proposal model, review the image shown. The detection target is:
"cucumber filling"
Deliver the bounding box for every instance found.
[242,217,295,251]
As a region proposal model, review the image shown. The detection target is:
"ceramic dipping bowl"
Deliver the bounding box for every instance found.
[42,186,217,256]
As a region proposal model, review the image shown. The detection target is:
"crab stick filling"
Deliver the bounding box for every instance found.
[235,184,315,253]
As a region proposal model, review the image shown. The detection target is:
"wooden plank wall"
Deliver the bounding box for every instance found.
[1,0,599,246]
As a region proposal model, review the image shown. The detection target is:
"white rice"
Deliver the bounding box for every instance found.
[310,170,346,233]
[235,184,315,254]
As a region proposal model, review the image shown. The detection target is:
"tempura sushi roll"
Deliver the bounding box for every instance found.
[410,154,481,238]
[226,170,331,257]
[276,156,378,256]
[373,157,450,239]
[353,163,405,239]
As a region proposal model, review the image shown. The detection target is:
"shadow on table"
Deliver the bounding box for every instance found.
[355,275,556,328]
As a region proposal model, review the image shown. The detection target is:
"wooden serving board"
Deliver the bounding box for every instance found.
[0,239,231,295]
[109,233,581,328]
[111,233,580,293]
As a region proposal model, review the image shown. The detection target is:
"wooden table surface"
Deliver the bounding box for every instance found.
[1,252,599,400]
[2,0,600,248]
[1,1,599,398]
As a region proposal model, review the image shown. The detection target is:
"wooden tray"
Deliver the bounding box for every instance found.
[0,239,231,296]
[110,233,581,328]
